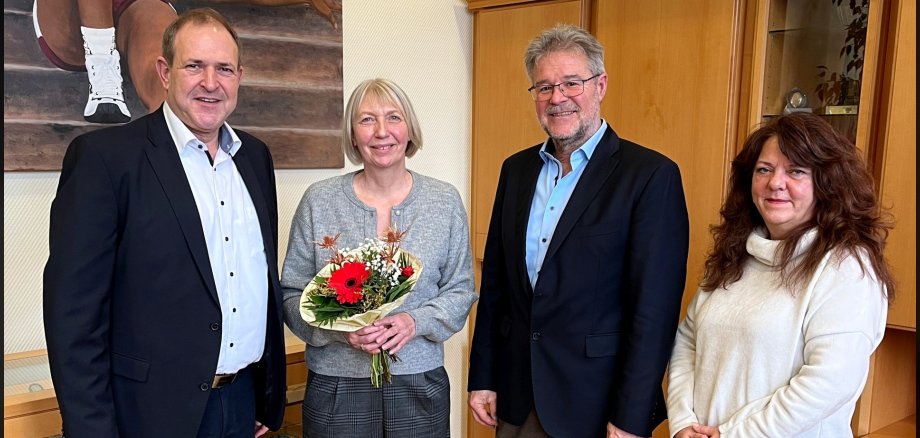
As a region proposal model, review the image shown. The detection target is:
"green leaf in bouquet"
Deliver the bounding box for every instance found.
[385,279,415,303]
[307,295,335,308]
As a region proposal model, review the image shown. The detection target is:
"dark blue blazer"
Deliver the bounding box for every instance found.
[43,107,286,437]
[469,126,689,437]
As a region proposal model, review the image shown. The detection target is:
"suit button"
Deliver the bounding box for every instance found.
[210,322,220,331]
[200,383,209,391]
[532,332,541,341]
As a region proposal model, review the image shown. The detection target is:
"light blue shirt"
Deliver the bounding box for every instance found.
[525,121,607,288]
[163,102,268,374]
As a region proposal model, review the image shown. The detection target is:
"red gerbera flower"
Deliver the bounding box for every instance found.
[328,262,369,304]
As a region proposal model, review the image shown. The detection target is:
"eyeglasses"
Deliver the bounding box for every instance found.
[527,74,601,101]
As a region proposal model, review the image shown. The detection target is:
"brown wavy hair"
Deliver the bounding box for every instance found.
[700,112,894,300]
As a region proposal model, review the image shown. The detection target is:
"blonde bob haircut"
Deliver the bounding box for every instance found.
[342,78,424,165]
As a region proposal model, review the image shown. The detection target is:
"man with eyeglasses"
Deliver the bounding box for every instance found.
[468,24,689,438]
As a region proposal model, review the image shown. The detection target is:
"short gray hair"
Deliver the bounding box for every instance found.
[342,78,423,165]
[524,24,605,82]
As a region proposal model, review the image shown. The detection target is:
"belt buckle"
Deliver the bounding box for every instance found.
[212,372,237,389]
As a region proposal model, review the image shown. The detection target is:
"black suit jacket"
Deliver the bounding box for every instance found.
[469,126,689,437]
[43,107,286,437]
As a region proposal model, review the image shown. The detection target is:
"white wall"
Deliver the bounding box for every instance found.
[3,0,473,434]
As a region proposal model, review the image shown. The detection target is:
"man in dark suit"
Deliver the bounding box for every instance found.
[43,8,285,437]
[468,24,689,438]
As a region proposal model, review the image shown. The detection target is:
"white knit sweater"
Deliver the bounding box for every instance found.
[668,228,888,437]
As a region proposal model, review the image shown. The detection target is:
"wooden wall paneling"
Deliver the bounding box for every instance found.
[874,0,916,330]
[470,0,585,263]
[594,0,745,336]
[855,0,916,432]
[859,1,916,433]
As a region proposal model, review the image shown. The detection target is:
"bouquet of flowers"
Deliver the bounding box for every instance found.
[299,229,422,387]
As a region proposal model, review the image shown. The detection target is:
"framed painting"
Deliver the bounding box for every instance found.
[3,0,343,171]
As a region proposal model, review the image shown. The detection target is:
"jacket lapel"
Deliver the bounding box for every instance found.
[511,151,543,293]
[543,126,621,263]
[143,109,220,305]
[232,147,278,279]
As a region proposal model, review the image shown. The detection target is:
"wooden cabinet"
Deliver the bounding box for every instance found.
[858,0,916,435]
[746,0,886,152]
[747,0,915,436]
[3,351,61,438]
[872,0,915,333]
[3,335,310,438]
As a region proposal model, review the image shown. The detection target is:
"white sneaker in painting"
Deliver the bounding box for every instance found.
[83,50,131,124]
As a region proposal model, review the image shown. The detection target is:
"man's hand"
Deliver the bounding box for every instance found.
[468,390,498,428]
[607,423,643,438]
[254,421,269,437]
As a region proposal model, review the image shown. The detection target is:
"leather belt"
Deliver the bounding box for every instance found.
[211,372,239,389]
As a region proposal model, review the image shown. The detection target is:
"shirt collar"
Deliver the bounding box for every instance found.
[163,101,242,156]
[538,119,608,164]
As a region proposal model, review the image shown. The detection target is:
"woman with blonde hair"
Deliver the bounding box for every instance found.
[281,78,477,437]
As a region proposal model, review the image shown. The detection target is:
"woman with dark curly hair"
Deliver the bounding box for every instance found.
[667,112,895,437]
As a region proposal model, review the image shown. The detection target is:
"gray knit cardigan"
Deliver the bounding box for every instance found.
[280,170,478,377]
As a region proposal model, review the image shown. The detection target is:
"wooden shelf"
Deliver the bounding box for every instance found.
[864,415,916,438]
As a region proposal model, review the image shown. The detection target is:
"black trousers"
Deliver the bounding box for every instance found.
[196,367,256,438]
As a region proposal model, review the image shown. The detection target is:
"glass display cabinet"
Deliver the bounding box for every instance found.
[748,0,882,151]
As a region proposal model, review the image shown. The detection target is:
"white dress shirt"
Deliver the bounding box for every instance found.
[525,121,607,288]
[163,102,269,374]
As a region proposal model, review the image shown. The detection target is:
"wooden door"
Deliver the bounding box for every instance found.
[595,0,745,345]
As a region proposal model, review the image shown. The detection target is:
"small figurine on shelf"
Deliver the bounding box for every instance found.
[783,87,813,114]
